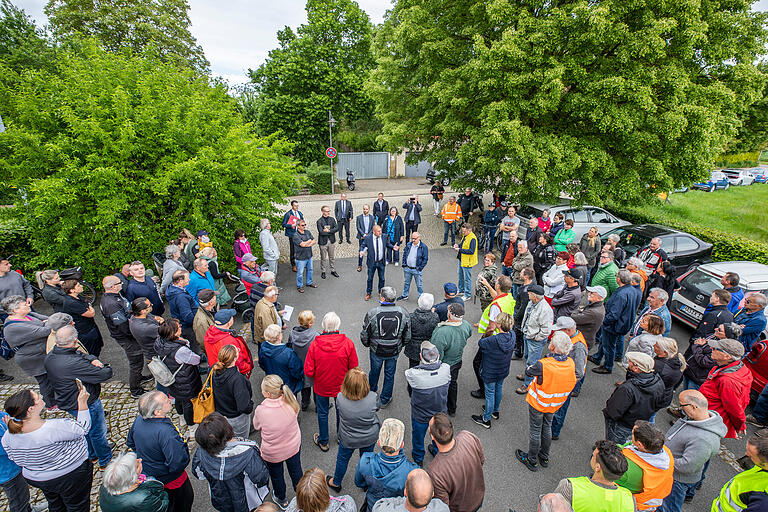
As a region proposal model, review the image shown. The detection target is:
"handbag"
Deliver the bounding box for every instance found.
[147,355,182,387]
[192,369,215,424]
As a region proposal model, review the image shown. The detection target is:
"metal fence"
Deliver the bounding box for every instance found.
[337,152,389,179]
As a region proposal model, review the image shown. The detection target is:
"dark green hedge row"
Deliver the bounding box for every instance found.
[607,203,768,265]
[0,219,35,275]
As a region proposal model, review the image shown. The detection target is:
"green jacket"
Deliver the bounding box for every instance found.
[591,262,619,298]
[99,479,169,512]
[554,228,575,252]
[430,320,472,366]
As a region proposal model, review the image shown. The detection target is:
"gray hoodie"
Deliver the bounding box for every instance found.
[287,325,318,387]
[372,496,449,512]
[665,411,727,483]
[286,495,357,512]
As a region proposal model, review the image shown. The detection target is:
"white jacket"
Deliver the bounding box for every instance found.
[543,263,568,297]
[522,298,554,341]
[259,228,280,260]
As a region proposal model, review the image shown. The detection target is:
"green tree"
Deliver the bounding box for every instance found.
[0,0,55,72]
[249,0,376,164]
[0,40,297,280]
[45,0,209,72]
[368,0,767,204]
[729,61,768,153]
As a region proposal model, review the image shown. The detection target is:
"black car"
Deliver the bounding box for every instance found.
[600,224,713,274]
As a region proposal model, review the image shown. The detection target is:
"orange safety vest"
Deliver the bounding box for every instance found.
[441,202,462,223]
[622,445,675,511]
[526,357,577,413]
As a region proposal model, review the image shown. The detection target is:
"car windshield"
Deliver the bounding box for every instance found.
[603,228,651,249]
[683,269,723,296]
[517,205,544,219]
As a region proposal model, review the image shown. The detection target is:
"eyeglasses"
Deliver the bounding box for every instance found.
[679,403,693,408]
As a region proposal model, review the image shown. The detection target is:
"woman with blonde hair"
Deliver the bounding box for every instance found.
[212,344,253,439]
[653,337,686,410]
[253,375,303,509]
[326,368,380,492]
[198,247,231,304]
[286,468,356,512]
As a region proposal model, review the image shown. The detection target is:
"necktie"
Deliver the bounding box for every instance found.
[375,237,381,261]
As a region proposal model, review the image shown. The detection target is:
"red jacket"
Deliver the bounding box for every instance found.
[304,332,358,397]
[203,325,254,378]
[699,360,752,438]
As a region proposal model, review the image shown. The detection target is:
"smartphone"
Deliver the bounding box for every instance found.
[75,378,84,392]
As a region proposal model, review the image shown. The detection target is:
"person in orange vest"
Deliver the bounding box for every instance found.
[515,330,577,472]
[615,420,675,511]
[439,196,462,246]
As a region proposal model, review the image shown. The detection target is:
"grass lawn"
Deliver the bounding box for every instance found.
[644,185,768,243]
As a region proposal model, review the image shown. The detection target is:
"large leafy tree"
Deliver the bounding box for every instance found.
[45,0,209,72]
[0,40,297,280]
[0,0,55,72]
[249,0,376,164]
[729,60,768,153]
[368,0,767,204]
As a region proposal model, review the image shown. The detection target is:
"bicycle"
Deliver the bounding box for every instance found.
[475,224,497,253]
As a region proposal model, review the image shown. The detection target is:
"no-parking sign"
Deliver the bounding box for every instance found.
[326,147,337,159]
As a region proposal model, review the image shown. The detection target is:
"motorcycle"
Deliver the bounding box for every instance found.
[346,168,356,191]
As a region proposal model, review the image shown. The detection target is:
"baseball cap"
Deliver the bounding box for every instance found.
[527,284,545,296]
[586,285,608,299]
[626,352,655,373]
[708,338,745,360]
[500,201,509,207]
[242,253,258,262]
[564,268,583,279]
[378,418,405,452]
[443,283,458,295]
[196,230,208,237]
[197,289,215,303]
[214,309,237,325]
[553,316,576,330]
[420,341,440,364]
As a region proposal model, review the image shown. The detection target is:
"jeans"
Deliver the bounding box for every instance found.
[458,264,473,299]
[67,399,112,467]
[319,243,336,273]
[528,405,553,462]
[402,268,423,298]
[595,330,622,372]
[369,352,398,404]
[753,381,768,424]
[266,450,303,501]
[551,376,583,437]
[604,417,633,444]
[442,221,456,245]
[27,459,92,512]
[483,227,497,252]
[296,258,313,288]
[1,471,31,512]
[523,338,546,386]
[510,283,519,298]
[483,380,504,421]
[333,442,374,486]
[366,261,386,295]
[386,246,399,264]
[659,480,699,512]
[411,417,435,464]
[315,394,338,445]
[265,259,279,280]
[447,362,462,415]
[682,376,700,391]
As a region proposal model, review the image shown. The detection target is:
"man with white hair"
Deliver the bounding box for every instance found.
[592,270,641,375]
[238,253,262,287]
[632,288,672,338]
[637,237,667,274]
[398,232,429,301]
[99,451,169,510]
[253,285,283,346]
[516,331,577,472]
[607,233,626,267]
[259,218,280,278]
[45,324,114,468]
[734,292,768,351]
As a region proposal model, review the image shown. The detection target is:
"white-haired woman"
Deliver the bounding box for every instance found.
[259,218,281,278]
[99,451,169,512]
[161,244,186,295]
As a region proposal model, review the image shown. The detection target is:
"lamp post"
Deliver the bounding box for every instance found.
[328,110,336,194]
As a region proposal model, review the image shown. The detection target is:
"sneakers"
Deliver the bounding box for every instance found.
[130,389,147,399]
[273,493,290,510]
[379,399,391,409]
[515,449,538,472]
[396,296,407,301]
[539,456,549,468]
[471,414,491,429]
[470,389,484,399]
[482,405,500,420]
[747,414,768,427]
[394,262,399,266]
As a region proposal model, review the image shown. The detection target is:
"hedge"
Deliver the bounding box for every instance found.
[0,218,35,276]
[607,202,768,265]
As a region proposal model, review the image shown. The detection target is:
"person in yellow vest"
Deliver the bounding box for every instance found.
[551,316,588,441]
[516,331,577,472]
[554,439,637,511]
[454,223,478,302]
[615,420,674,511]
[471,276,516,399]
[439,196,462,246]
[711,434,768,512]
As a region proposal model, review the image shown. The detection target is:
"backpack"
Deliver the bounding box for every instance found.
[0,320,22,360]
[147,355,183,387]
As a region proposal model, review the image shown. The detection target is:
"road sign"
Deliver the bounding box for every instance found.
[326,147,337,159]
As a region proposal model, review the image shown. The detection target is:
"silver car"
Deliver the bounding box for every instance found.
[722,169,756,186]
[514,203,630,240]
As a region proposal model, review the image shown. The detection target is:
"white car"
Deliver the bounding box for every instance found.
[514,203,630,241]
[722,169,755,186]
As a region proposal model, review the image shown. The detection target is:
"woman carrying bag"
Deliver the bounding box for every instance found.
[210,345,254,438]
[153,318,202,427]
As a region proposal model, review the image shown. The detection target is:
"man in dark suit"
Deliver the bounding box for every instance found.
[401,195,423,242]
[356,204,376,273]
[372,192,389,226]
[334,193,353,244]
[359,224,397,301]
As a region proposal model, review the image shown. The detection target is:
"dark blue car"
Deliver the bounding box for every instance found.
[692,171,730,192]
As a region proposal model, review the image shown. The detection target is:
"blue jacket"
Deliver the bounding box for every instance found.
[361,235,395,268]
[400,242,429,271]
[0,412,21,485]
[433,297,464,322]
[355,449,419,510]
[282,209,304,237]
[187,271,215,306]
[603,285,641,336]
[127,416,189,484]
[166,284,198,328]
[258,342,304,394]
[405,361,450,424]
[726,286,745,314]
[125,278,164,316]
[636,304,672,337]
[483,209,499,227]
[735,308,768,351]
[479,331,516,382]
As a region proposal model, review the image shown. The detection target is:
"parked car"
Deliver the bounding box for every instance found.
[749,169,767,184]
[692,171,730,192]
[514,202,630,241]
[670,261,768,336]
[426,168,451,186]
[722,168,755,186]
[599,224,712,273]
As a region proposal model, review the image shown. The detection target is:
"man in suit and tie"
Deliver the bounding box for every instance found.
[334,193,353,244]
[401,194,423,241]
[359,224,397,301]
[372,192,389,226]
[356,204,376,273]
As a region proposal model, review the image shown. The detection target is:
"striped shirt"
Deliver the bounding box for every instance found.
[1,409,91,481]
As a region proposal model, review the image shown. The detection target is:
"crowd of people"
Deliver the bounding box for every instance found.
[0,186,766,512]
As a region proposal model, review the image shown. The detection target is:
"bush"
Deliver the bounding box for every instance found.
[714,151,760,168]
[302,162,338,194]
[0,217,34,272]
[607,202,768,265]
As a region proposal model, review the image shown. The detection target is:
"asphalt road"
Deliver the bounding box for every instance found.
[2,248,750,512]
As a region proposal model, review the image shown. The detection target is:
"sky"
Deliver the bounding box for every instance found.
[17,0,768,86]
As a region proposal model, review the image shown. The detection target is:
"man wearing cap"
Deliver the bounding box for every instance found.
[603,352,665,444]
[516,284,553,394]
[203,309,254,378]
[238,253,262,291]
[355,418,419,511]
[0,257,33,320]
[372,468,449,512]
[316,205,340,280]
[405,342,451,466]
[615,421,674,511]
[551,268,582,319]
[573,286,607,350]
[293,218,317,293]
[360,224,397,301]
[253,285,283,346]
[165,270,203,356]
[432,283,463,323]
[282,199,304,272]
[551,317,589,440]
[361,286,411,408]
[592,270,640,375]
[681,322,742,391]
[698,338,752,438]
[516,331,577,472]
[430,303,472,417]
[193,289,217,345]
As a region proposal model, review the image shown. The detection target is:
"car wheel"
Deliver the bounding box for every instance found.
[709,184,715,192]
[441,178,451,186]
[724,182,730,190]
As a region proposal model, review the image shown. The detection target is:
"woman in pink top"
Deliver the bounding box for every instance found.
[538,208,552,234]
[253,374,303,509]
[233,229,252,270]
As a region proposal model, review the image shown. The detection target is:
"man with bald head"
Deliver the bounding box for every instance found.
[100,274,147,398]
[372,469,448,512]
[660,390,727,511]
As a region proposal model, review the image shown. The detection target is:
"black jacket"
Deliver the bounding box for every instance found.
[692,305,734,341]
[154,336,202,400]
[373,200,389,224]
[316,215,339,245]
[513,283,531,328]
[603,371,666,428]
[100,292,135,344]
[457,194,475,216]
[42,284,67,313]
[654,356,684,408]
[683,342,716,386]
[532,244,556,277]
[212,366,254,419]
[360,303,411,358]
[406,308,440,360]
[130,315,161,360]
[44,345,113,410]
